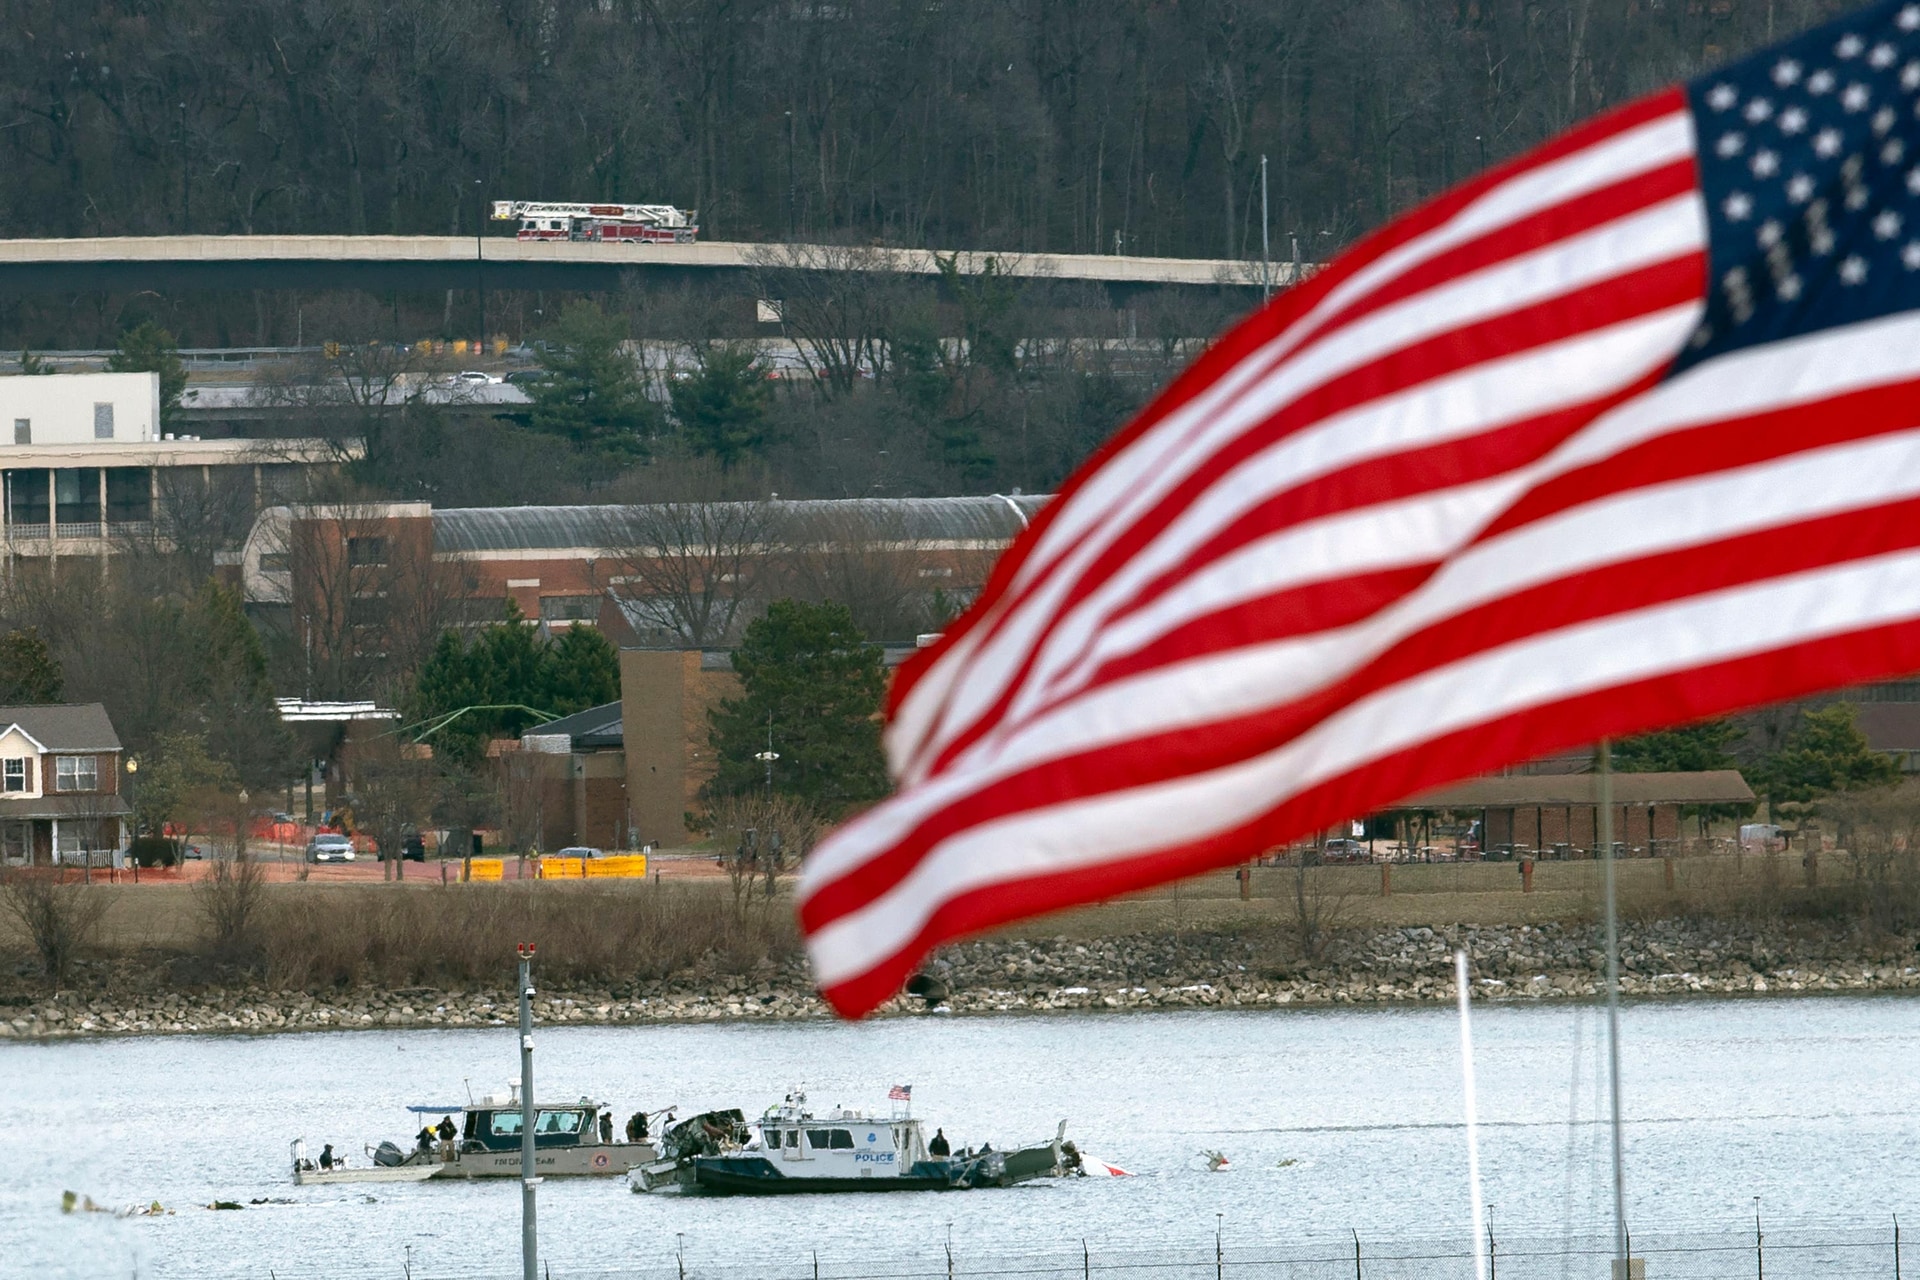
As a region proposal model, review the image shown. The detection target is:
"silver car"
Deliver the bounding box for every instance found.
[306,834,355,863]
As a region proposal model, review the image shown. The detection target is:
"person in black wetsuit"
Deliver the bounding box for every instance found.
[928,1128,951,1158]
[319,1144,336,1171]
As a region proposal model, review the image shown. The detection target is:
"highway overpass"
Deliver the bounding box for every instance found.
[0,235,1296,298]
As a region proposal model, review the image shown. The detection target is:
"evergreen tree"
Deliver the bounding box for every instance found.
[190,580,293,786]
[106,321,188,430]
[1611,719,1743,773]
[543,624,621,714]
[670,345,774,469]
[528,301,659,458]
[0,628,63,703]
[706,600,889,815]
[1753,703,1900,814]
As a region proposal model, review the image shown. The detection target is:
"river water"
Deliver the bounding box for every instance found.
[3,996,1917,1280]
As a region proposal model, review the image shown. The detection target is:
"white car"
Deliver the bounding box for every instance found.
[306,834,355,863]
[454,370,501,385]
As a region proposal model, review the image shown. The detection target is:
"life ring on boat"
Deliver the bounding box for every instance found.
[592,1152,611,1169]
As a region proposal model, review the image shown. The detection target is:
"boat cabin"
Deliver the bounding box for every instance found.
[751,1094,928,1176]
[456,1093,609,1153]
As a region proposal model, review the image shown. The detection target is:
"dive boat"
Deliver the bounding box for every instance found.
[678,1092,1068,1195]
[292,1089,663,1184]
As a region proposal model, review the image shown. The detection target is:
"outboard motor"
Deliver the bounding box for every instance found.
[372,1140,407,1167]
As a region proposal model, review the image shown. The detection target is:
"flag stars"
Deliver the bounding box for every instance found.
[1809,68,1837,94]
[1778,273,1804,300]
[1871,42,1898,69]
[1716,131,1746,158]
[1875,209,1904,240]
[1904,241,1920,269]
[1842,82,1872,112]
[1781,106,1809,135]
[1816,128,1845,157]
[1908,166,1920,194]
[1885,138,1907,165]
[1904,5,1920,31]
[1812,226,1837,254]
[1751,149,1780,178]
[1837,33,1866,58]
[1758,219,1784,248]
[1906,61,1920,91]
[1875,106,1898,136]
[1841,255,1869,284]
[1788,173,1817,202]
[1846,183,1871,210]
[1774,58,1802,86]
[1724,191,1755,221]
[1708,83,1739,110]
[1745,97,1775,122]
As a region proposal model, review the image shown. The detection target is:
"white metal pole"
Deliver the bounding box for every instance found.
[1455,948,1488,1280]
[1599,741,1629,1269]
[1260,155,1272,301]
[518,944,539,1280]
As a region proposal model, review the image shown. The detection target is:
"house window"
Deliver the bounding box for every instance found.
[2,759,24,793]
[348,536,389,566]
[12,418,27,445]
[54,756,98,792]
[93,403,114,440]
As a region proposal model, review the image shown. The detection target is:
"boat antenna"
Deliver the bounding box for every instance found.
[464,1078,474,1107]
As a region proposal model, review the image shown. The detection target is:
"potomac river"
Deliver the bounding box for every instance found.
[3,996,1917,1279]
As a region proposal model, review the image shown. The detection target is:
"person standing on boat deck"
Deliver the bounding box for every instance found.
[436,1114,457,1159]
[626,1111,647,1142]
[319,1144,335,1171]
[416,1125,435,1155]
[599,1111,614,1144]
[928,1128,950,1158]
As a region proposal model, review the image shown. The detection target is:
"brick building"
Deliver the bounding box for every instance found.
[0,703,130,865]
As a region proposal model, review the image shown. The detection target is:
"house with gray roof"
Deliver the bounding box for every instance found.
[0,703,130,866]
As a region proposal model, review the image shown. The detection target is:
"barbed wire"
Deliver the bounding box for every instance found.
[375,1216,1915,1280]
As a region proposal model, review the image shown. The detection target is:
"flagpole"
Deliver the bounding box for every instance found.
[1454,949,1488,1280]
[1598,739,1629,1272]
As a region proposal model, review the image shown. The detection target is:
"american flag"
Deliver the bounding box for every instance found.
[801,0,1920,1018]
[888,1084,912,1101]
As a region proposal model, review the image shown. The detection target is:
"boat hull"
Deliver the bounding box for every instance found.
[693,1158,965,1195]
[431,1142,653,1179]
[293,1164,438,1186]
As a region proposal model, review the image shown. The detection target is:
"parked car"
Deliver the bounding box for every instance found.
[555,846,602,859]
[454,369,500,385]
[402,832,427,862]
[306,833,355,863]
[502,369,549,386]
[1320,838,1372,864]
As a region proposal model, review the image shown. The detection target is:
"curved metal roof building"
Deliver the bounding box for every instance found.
[431,493,1048,554]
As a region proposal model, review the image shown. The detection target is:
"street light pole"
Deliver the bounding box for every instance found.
[1260,154,1271,301]
[475,179,488,348]
[753,711,781,800]
[517,943,540,1280]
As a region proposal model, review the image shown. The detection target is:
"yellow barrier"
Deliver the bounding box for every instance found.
[585,855,648,878]
[538,857,586,879]
[467,858,504,881]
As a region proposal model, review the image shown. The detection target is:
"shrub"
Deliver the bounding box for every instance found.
[0,871,108,984]
[129,835,180,868]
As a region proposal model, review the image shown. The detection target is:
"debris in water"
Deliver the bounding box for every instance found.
[1201,1149,1230,1171]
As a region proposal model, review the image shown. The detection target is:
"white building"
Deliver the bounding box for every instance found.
[3,371,160,446]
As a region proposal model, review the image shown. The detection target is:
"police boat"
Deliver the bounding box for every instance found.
[683,1091,1067,1194]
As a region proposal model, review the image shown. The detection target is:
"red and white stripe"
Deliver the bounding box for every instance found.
[799,87,1920,1017]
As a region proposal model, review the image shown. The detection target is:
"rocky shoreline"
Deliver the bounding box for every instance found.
[4,919,1916,1040]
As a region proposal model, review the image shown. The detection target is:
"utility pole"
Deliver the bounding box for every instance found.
[475,179,488,347]
[754,711,780,799]
[517,943,540,1280]
[1260,154,1272,301]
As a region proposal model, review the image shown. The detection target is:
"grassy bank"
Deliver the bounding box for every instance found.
[0,852,1907,1001]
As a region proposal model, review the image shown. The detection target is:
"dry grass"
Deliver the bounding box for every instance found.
[0,878,797,991]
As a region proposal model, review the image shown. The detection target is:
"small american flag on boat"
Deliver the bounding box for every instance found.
[888,1084,912,1101]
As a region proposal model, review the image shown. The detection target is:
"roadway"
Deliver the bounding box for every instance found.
[0,234,1298,297]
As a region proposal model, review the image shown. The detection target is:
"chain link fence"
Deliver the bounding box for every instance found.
[401,1218,1914,1280]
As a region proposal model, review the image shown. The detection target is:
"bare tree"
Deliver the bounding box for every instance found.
[776,502,938,643]
[1,870,107,984]
[704,792,823,916]
[746,242,908,396]
[597,494,779,648]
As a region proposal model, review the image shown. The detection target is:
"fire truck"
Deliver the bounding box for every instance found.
[490,200,699,244]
